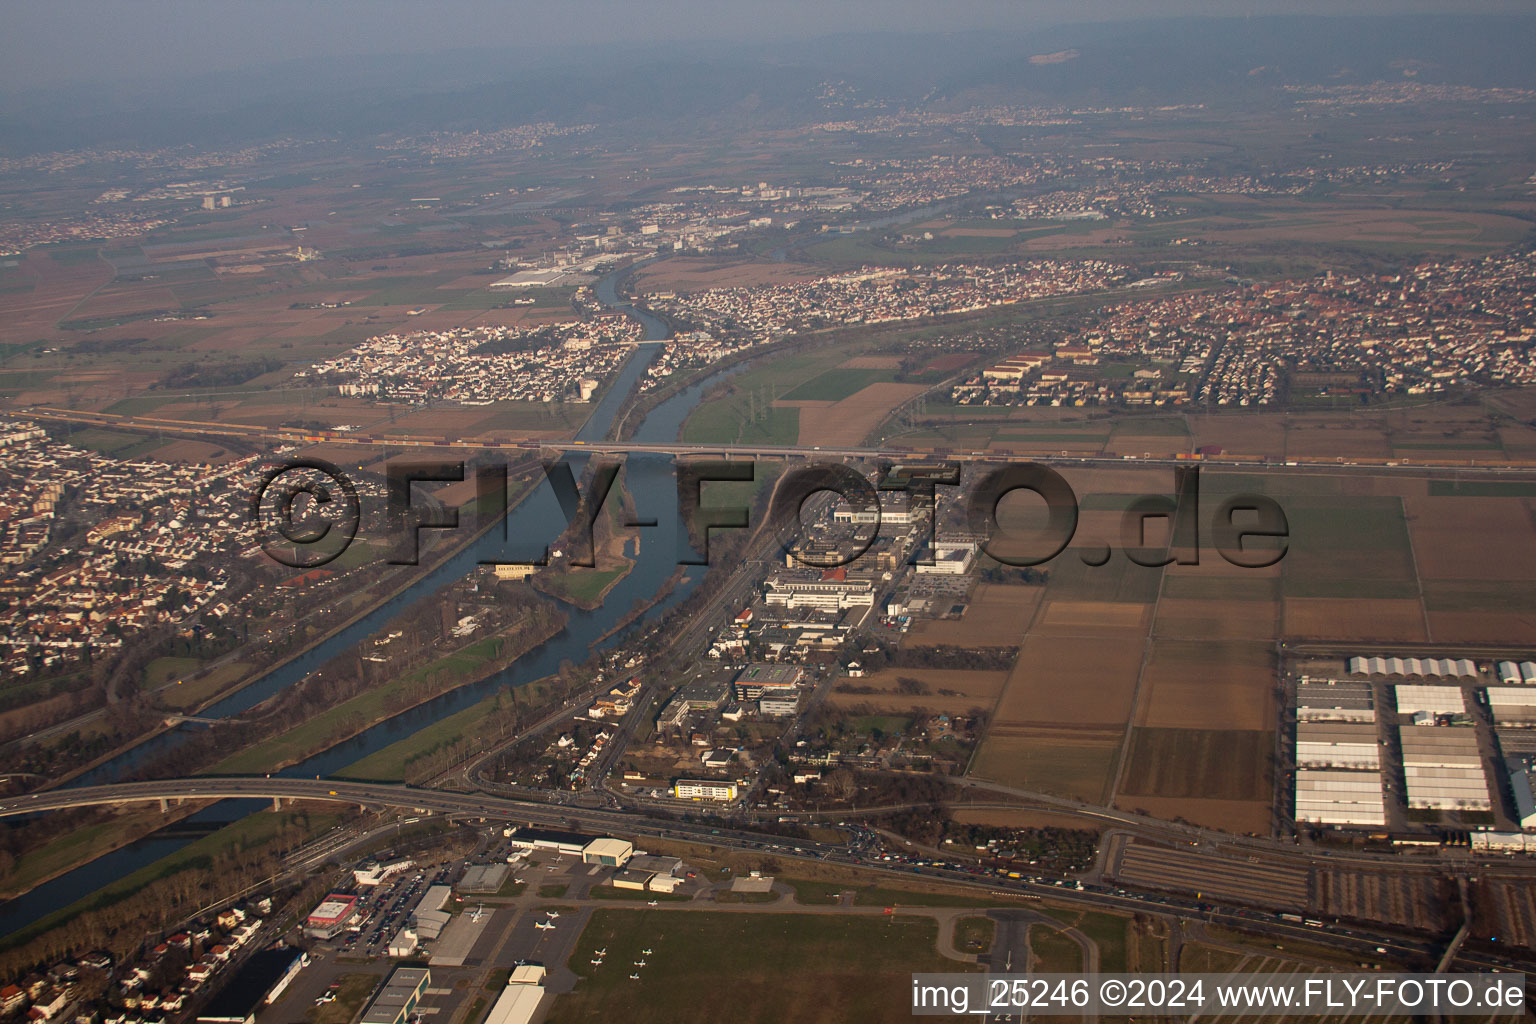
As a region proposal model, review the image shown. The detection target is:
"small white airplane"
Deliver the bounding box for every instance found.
[629,973,641,980]
[545,910,560,919]
[468,904,485,923]
[633,960,646,967]
[590,958,604,965]
[647,900,658,906]
[594,948,607,956]
[534,921,554,931]
[641,949,652,955]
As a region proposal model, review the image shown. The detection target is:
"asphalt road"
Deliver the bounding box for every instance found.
[4,774,1527,976]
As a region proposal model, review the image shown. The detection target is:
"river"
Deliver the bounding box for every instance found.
[0,259,727,941]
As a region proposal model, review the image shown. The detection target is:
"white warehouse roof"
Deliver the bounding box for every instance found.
[1488,687,1536,708]
[1294,768,1386,826]
[1393,685,1466,716]
[1351,655,1477,678]
[1403,766,1491,810]
[1295,723,1381,769]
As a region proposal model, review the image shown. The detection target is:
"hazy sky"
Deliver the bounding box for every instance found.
[3,0,1530,91]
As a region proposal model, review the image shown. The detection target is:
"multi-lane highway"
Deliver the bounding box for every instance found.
[24,405,1536,473]
[1,774,1526,975]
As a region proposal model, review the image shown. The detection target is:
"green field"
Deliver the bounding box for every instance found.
[681,401,798,445]
[336,686,521,782]
[151,661,253,711]
[549,910,974,1024]
[537,566,629,607]
[1279,495,1417,598]
[209,635,518,774]
[780,368,896,401]
[953,916,995,956]
[1028,924,1085,971]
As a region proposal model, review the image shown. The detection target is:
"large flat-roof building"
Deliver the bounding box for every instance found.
[1295,680,1375,723]
[673,778,739,801]
[1393,685,1467,717]
[734,664,803,699]
[503,827,632,866]
[482,967,545,1024]
[1294,769,1386,827]
[304,893,359,939]
[581,837,634,867]
[504,826,596,857]
[458,863,510,893]
[1487,687,1536,727]
[1399,727,1491,811]
[1296,722,1381,769]
[195,948,307,1024]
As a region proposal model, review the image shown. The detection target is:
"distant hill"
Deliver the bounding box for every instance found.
[2,14,1533,155]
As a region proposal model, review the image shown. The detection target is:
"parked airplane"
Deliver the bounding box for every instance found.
[534,921,554,931]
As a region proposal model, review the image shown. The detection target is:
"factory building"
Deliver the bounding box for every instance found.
[1398,727,1491,811]
[1506,757,1536,829]
[913,540,978,576]
[1294,768,1386,826]
[1295,722,1381,769]
[733,664,803,699]
[1393,684,1467,717]
[1486,687,1536,727]
[1295,679,1375,723]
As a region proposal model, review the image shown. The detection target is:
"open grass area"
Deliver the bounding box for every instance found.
[151,661,253,711]
[953,916,995,956]
[0,818,146,897]
[208,634,523,774]
[781,368,896,401]
[549,909,974,1024]
[537,566,629,608]
[1029,924,1084,971]
[335,687,521,782]
[680,400,798,445]
[303,973,379,1024]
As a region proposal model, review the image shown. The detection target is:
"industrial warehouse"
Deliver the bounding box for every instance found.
[1293,653,1536,832]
